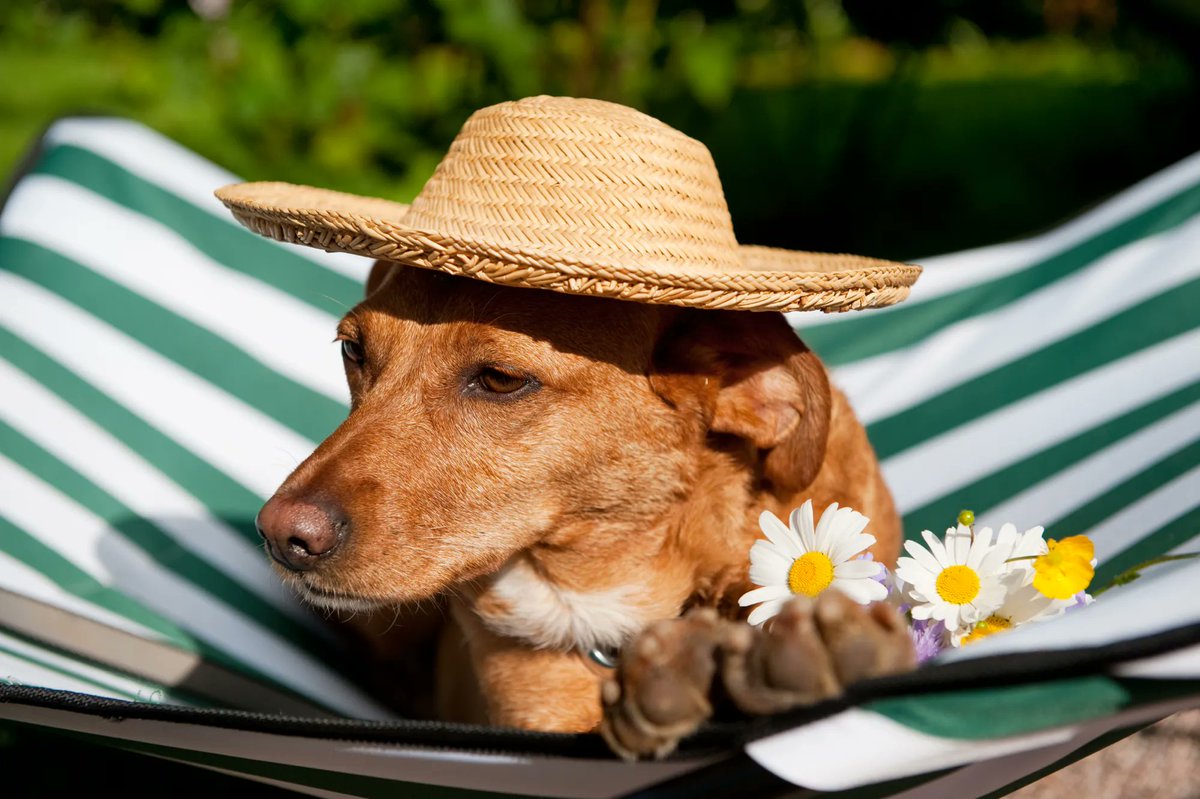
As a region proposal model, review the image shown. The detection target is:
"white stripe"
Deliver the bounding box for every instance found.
[0,652,130,700]
[0,551,165,642]
[1,176,349,404]
[884,328,1200,514]
[0,273,316,499]
[1088,465,1200,563]
[746,707,1073,791]
[0,629,188,704]
[1116,643,1200,680]
[792,149,1200,329]
[832,218,1200,423]
[976,401,1200,534]
[41,117,372,279]
[0,455,390,719]
[0,358,320,627]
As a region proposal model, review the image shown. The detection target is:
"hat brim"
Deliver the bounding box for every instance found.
[216,182,921,313]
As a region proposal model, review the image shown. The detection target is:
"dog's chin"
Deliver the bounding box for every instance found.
[288,578,386,614]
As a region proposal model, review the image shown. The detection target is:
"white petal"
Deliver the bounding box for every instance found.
[966,527,994,571]
[894,558,937,595]
[1007,591,1058,624]
[832,577,887,604]
[1015,526,1047,559]
[813,502,840,554]
[910,603,935,620]
[977,536,1015,576]
[896,575,936,605]
[995,523,1018,550]
[973,581,1008,614]
[948,524,973,563]
[738,584,792,607]
[921,529,950,567]
[788,500,817,553]
[747,599,786,627]
[829,532,877,564]
[832,509,870,542]
[759,511,802,557]
[903,540,943,575]
[749,540,792,587]
[834,559,882,580]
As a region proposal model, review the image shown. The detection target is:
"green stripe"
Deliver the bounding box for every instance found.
[1053,436,1200,541]
[869,277,1200,460]
[0,415,337,681]
[1095,505,1200,588]
[32,144,364,316]
[0,514,195,651]
[0,238,345,442]
[902,380,1200,538]
[799,178,1200,366]
[869,675,1129,739]
[0,326,262,542]
[0,637,143,703]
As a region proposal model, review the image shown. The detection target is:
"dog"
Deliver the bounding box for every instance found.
[255,258,916,757]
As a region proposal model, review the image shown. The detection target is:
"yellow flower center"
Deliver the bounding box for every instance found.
[1032,535,1095,600]
[935,565,981,605]
[961,615,1013,645]
[788,552,835,597]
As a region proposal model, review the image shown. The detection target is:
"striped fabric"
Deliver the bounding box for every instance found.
[0,117,1197,799]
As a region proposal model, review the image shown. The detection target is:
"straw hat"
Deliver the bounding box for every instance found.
[216,96,920,313]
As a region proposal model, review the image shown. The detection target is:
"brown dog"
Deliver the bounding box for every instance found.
[256,259,915,756]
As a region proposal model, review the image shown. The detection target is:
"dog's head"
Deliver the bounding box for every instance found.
[257,261,830,611]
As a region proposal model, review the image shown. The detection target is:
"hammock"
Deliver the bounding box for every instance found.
[0,117,1197,798]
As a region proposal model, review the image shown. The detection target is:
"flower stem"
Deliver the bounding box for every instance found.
[1093,552,1200,596]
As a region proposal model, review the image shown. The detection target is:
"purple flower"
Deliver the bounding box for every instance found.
[909,618,947,664]
[1065,591,1093,613]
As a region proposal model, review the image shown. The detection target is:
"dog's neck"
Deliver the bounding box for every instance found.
[471,445,789,652]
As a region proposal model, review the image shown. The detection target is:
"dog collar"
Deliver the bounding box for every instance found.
[585,646,619,670]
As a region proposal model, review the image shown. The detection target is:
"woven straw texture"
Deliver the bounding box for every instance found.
[217,96,921,313]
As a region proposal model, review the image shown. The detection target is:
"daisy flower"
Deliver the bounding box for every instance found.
[739,500,887,627]
[894,523,1015,632]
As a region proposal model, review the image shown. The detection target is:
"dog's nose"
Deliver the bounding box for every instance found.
[255,495,347,572]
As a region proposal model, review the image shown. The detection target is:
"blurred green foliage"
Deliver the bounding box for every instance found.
[1,0,1197,258]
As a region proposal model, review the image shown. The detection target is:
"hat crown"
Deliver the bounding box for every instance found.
[402,96,741,273]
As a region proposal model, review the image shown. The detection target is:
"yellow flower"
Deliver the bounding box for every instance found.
[1032,535,1095,600]
[959,614,1013,646]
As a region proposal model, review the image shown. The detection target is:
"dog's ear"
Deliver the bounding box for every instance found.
[366,260,397,297]
[650,310,831,495]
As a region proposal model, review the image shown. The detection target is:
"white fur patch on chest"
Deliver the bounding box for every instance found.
[478,556,648,652]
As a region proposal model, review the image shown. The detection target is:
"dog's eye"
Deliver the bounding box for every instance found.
[477,367,529,394]
[340,339,365,366]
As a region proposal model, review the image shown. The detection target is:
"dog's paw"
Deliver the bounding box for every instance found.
[721,592,915,715]
[599,607,730,760]
[599,594,916,760]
